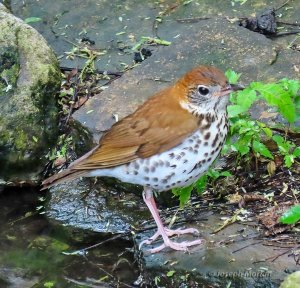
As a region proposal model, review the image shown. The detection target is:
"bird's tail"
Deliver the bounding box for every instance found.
[41,168,88,190]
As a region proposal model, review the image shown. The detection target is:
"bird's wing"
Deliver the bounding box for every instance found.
[72,94,199,170]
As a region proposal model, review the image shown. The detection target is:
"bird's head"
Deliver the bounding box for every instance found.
[176,65,243,115]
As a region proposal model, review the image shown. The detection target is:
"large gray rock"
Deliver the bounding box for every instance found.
[47,178,145,234]
[73,18,299,142]
[0,4,61,185]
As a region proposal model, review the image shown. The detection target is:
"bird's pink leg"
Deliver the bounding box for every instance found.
[139,188,203,253]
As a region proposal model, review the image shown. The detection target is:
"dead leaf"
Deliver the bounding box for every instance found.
[257,208,278,229]
[226,192,242,204]
[257,201,293,235]
[281,182,288,194]
[54,157,66,167]
[293,65,299,73]
[66,68,78,83]
[259,111,278,120]
[243,194,268,203]
[267,161,276,175]
[274,155,283,167]
[73,96,88,109]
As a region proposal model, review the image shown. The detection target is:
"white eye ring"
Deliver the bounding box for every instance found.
[198,85,210,96]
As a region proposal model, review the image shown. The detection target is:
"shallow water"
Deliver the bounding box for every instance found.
[0,188,138,287]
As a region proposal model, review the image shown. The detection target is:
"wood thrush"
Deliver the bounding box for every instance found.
[42,65,242,253]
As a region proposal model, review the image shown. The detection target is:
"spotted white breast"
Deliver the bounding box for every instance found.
[87,112,228,192]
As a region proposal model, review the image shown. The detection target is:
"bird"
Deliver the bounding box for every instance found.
[42,65,242,253]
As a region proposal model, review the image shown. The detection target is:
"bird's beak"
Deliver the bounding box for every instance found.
[230,83,245,91]
[218,83,244,96]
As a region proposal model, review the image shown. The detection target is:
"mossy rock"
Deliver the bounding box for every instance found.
[280,271,300,288]
[0,4,61,185]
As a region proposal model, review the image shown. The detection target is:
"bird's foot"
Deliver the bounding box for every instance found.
[139,227,203,253]
[148,238,203,253]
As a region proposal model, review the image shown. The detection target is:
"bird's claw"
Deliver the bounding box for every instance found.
[147,238,203,253]
[139,227,203,253]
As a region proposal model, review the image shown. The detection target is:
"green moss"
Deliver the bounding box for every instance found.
[0,64,60,180]
[0,47,19,97]
[2,1,11,10]
[13,128,29,151]
[68,120,94,156]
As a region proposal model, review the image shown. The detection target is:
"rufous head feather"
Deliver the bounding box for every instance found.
[174,65,236,115]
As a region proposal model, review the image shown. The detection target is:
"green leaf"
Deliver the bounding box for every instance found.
[225,69,241,84]
[221,143,230,155]
[262,127,273,138]
[220,171,232,177]
[252,140,274,159]
[236,89,257,109]
[293,147,300,158]
[172,185,193,207]
[44,282,55,288]
[279,78,300,96]
[24,17,42,24]
[227,104,247,117]
[167,270,176,277]
[32,136,38,143]
[251,82,296,123]
[284,154,294,168]
[195,175,207,193]
[272,134,284,145]
[207,169,220,179]
[232,142,250,156]
[272,135,292,155]
[280,205,300,224]
[154,276,160,285]
[229,92,237,104]
[141,36,171,46]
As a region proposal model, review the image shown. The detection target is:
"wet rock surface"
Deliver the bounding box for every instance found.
[0,188,139,287]
[47,178,146,234]
[0,3,61,186]
[10,0,159,71]
[138,212,295,287]
[0,267,39,288]
[9,0,300,73]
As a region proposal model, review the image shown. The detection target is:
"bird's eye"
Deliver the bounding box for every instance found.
[198,85,210,96]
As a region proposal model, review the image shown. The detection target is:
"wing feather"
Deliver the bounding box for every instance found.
[73,87,199,169]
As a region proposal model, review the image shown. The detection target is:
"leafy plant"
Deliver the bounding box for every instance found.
[251,79,300,123]
[224,118,274,162]
[226,70,300,166]
[272,135,300,167]
[46,134,73,162]
[172,169,231,206]
[131,36,171,52]
[65,46,107,81]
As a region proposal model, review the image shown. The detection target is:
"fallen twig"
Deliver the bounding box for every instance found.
[232,240,264,253]
[60,66,124,77]
[176,17,210,23]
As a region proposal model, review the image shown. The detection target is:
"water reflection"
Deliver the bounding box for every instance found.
[0,188,138,287]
